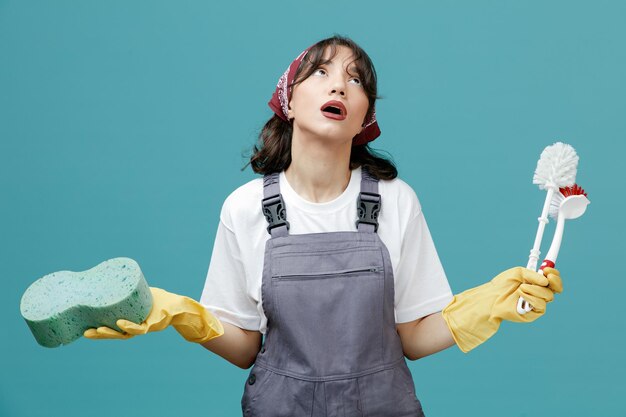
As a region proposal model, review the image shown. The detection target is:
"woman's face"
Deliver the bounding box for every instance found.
[287,45,369,144]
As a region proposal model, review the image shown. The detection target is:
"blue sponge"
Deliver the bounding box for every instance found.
[20,257,153,348]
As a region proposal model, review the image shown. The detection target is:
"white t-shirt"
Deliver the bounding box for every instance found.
[200,166,453,334]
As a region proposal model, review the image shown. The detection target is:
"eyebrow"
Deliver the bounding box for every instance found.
[319,59,361,77]
[319,60,360,75]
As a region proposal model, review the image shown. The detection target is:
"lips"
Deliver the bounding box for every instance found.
[320,100,347,120]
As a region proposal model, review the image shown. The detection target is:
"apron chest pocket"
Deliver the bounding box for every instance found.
[269,261,386,375]
[272,266,382,280]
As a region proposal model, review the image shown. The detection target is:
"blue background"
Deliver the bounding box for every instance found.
[2,1,624,416]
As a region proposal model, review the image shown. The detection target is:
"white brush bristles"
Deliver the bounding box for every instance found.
[549,191,564,220]
[533,142,579,190]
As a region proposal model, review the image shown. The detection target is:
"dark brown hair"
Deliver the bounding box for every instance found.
[242,35,397,180]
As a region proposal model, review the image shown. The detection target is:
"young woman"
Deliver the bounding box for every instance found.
[85,35,563,417]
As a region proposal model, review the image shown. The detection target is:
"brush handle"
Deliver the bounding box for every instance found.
[518,215,566,313]
[541,215,566,269]
[519,187,557,314]
[517,265,554,314]
[517,297,534,314]
[527,187,556,270]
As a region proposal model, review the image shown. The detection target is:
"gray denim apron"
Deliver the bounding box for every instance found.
[241,168,425,417]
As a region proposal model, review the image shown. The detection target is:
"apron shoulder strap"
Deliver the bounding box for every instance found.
[356,167,381,233]
[262,172,290,237]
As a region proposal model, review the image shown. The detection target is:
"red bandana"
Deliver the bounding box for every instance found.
[268,46,381,146]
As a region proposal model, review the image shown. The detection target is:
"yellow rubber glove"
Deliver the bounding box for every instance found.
[442,267,562,353]
[83,287,224,344]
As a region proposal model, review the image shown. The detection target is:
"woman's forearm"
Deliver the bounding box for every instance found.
[399,312,456,360]
[200,322,262,369]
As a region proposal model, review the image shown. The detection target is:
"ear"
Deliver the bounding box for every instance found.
[287,102,294,120]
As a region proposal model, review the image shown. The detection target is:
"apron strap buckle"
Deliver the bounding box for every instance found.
[356,191,381,232]
[262,194,290,234]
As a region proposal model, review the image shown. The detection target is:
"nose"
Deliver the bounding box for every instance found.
[329,74,346,97]
[330,87,345,97]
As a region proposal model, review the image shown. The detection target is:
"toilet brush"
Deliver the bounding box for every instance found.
[539,184,590,270]
[517,142,578,314]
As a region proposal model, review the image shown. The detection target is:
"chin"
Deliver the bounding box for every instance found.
[316,131,356,144]
[310,125,359,143]
[294,118,357,143]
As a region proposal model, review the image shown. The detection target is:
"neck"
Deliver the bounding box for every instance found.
[285,127,353,204]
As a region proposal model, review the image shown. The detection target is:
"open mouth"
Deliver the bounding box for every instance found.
[320,101,347,120]
[322,106,343,115]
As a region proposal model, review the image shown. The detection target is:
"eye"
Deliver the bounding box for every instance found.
[349,77,362,86]
[313,68,327,76]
